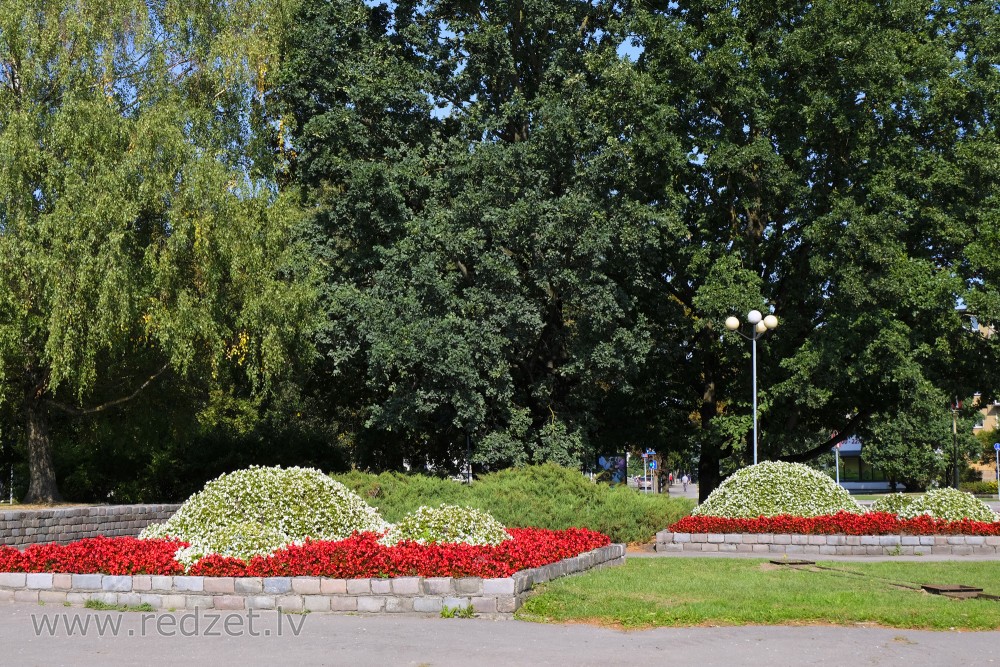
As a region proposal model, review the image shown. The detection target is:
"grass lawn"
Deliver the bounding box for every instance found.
[516,558,1000,630]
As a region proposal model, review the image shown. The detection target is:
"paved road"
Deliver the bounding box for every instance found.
[3,602,999,666]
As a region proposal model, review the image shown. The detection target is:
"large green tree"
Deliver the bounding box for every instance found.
[280,0,675,471]
[280,0,1000,493]
[630,0,1000,498]
[0,0,313,502]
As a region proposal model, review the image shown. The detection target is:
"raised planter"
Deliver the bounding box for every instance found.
[0,544,625,617]
[0,505,181,547]
[655,531,1000,556]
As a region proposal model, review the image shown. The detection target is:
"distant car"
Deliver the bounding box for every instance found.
[634,476,653,490]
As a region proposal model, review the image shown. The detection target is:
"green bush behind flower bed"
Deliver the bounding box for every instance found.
[960,480,999,496]
[333,463,694,544]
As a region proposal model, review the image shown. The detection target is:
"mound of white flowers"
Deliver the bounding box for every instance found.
[379,504,511,546]
[692,461,865,518]
[868,492,917,516]
[896,488,998,523]
[140,466,388,565]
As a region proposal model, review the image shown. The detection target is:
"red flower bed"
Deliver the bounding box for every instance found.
[0,537,185,575]
[670,512,1000,536]
[0,528,610,578]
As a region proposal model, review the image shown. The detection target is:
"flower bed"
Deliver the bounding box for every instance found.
[0,533,625,617]
[0,528,610,578]
[669,512,1000,537]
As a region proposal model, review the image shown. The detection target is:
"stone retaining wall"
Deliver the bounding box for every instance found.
[0,544,625,617]
[655,531,1000,556]
[0,505,181,547]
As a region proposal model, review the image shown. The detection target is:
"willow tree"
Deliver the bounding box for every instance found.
[0,0,313,502]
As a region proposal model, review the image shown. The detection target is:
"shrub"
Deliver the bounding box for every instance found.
[333,463,694,543]
[959,481,999,496]
[692,461,864,518]
[380,505,510,546]
[139,465,387,563]
[897,488,998,523]
[868,493,917,516]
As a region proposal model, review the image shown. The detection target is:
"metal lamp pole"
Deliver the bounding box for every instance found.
[726,310,778,465]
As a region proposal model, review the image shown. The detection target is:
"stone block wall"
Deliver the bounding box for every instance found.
[655,531,1000,556]
[0,505,181,547]
[0,544,626,617]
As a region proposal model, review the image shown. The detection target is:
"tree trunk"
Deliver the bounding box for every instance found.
[22,400,62,504]
[697,378,720,503]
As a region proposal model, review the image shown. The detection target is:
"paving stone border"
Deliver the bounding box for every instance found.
[655,531,1000,556]
[0,543,624,617]
[0,505,182,547]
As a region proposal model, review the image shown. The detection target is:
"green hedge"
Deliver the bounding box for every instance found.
[959,481,999,496]
[333,463,694,544]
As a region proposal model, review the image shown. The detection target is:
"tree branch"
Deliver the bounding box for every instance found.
[46,362,171,417]
[779,410,871,463]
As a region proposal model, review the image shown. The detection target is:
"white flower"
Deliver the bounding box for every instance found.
[139,465,389,566]
[380,504,510,546]
[692,461,864,518]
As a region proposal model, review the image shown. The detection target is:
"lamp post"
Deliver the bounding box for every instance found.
[725,310,779,465]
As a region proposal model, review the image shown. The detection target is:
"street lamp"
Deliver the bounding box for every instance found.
[725,310,779,465]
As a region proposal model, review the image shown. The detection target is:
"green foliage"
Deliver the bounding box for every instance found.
[692,462,865,518]
[440,605,476,619]
[960,481,999,496]
[380,505,510,546]
[279,0,671,471]
[897,488,998,523]
[975,429,1000,464]
[0,0,315,501]
[140,466,387,564]
[85,600,156,613]
[277,0,1000,500]
[334,463,694,543]
[868,493,919,516]
[859,384,957,491]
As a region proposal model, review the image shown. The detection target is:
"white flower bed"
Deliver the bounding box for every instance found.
[896,488,998,523]
[380,505,511,546]
[868,493,917,516]
[139,466,388,563]
[692,461,864,518]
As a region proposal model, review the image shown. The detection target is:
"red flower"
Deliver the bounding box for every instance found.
[0,529,611,577]
[669,512,1000,536]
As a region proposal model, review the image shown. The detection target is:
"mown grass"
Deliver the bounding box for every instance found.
[516,558,1000,630]
[332,464,694,544]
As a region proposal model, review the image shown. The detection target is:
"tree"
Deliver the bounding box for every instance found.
[278,0,1000,494]
[0,0,314,502]
[280,0,675,470]
[628,0,1000,499]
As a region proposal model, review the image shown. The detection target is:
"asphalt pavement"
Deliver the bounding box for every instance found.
[3,602,999,667]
